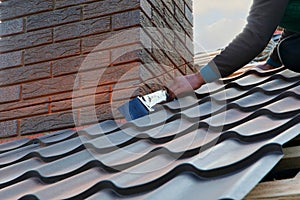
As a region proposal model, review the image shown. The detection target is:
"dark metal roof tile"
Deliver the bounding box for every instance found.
[0,138,30,153]
[0,68,299,199]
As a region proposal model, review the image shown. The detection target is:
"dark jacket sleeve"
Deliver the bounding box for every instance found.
[200,0,290,82]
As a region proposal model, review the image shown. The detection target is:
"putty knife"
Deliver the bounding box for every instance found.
[118,90,169,121]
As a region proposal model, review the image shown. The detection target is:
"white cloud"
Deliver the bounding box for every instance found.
[194,17,246,52]
[193,0,252,52]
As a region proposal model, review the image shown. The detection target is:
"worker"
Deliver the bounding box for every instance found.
[168,0,300,99]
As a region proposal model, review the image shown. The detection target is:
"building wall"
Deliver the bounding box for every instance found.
[0,0,193,142]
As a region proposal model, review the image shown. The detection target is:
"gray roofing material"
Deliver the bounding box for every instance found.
[0,67,299,200]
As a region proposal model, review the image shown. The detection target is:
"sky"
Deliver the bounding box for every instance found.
[193,0,252,53]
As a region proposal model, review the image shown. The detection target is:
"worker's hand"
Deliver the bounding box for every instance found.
[256,63,275,70]
[167,72,205,100]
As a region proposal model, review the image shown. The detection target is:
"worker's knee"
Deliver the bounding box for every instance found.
[279,35,300,73]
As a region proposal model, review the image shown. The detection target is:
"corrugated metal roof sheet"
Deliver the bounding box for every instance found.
[0,67,299,199]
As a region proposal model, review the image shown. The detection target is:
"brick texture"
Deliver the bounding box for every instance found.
[79,103,113,125]
[0,85,20,103]
[0,51,22,70]
[0,62,51,86]
[26,6,81,31]
[20,112,76,135]
[0,29,53,53]
[0,120,18,138]
[52,51,110,76]
[24,40,80,64]
[80,63,140,89]
[0,0,53,20]
[54,17,111,41]
[83,0,140,19]
[112,10,141,30]
[81,27,145,53]
[0,104,48,121]
[51,93,110,112]
[22,74,79,99]
[185,0,193,10]
[0,0,193,141]
[0,18,23,37]
[55,0,96,9]
[0,97,49,113]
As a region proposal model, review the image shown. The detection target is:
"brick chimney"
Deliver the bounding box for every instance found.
[0,0,194,141]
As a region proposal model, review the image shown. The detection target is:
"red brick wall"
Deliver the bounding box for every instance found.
[0,0,193,142]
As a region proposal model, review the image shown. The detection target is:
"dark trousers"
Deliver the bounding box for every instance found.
[270,30,300,73]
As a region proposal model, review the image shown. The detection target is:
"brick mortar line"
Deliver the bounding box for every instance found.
[0,70,125,104]
[80,5,84,21]
[0,99,50,113]
[50,100,111,114]
[11,40,142,67]
[0,75,53,88]
[0,98,20,105]
[184,0,193,11]
[21,50,25,66]
[9,12,111,36]
[0,2,92,22]
[109,15,113,32]
[109,86,113,103]
[76,108,80,126]
[51,28,54,44]
[53,0,56,10]
[19,84,23,101]
[0,17,27,38]
[83,7,141,21]
[21,89,76,101]
[176,5,193,28]
[109,49,113,67]
[16,81,116,103]
[77,79,141,94]
[1,47,180,88]
[0,2,145,23]
[82,41,141,55]
[26,19,83,33]
[8,7,142,33]
[53,0,100,10]
[0,87,110,113]
[0,77,142,114]
[111,24,141,32]
[0,40,54,55]
[48,56,140,78]
[182,2,193,26]
[79,39,83,56]
[0,108,50,123]
[23,17,27,33]
[22,48,81,66]
[48,96,52,114]
[50,61,53,78]
[0,10,51,22]
[17,119,21,136]
[0,52,136,85]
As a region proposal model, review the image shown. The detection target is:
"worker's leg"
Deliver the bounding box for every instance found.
[267,30,296,67]
[278,33,300,72]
